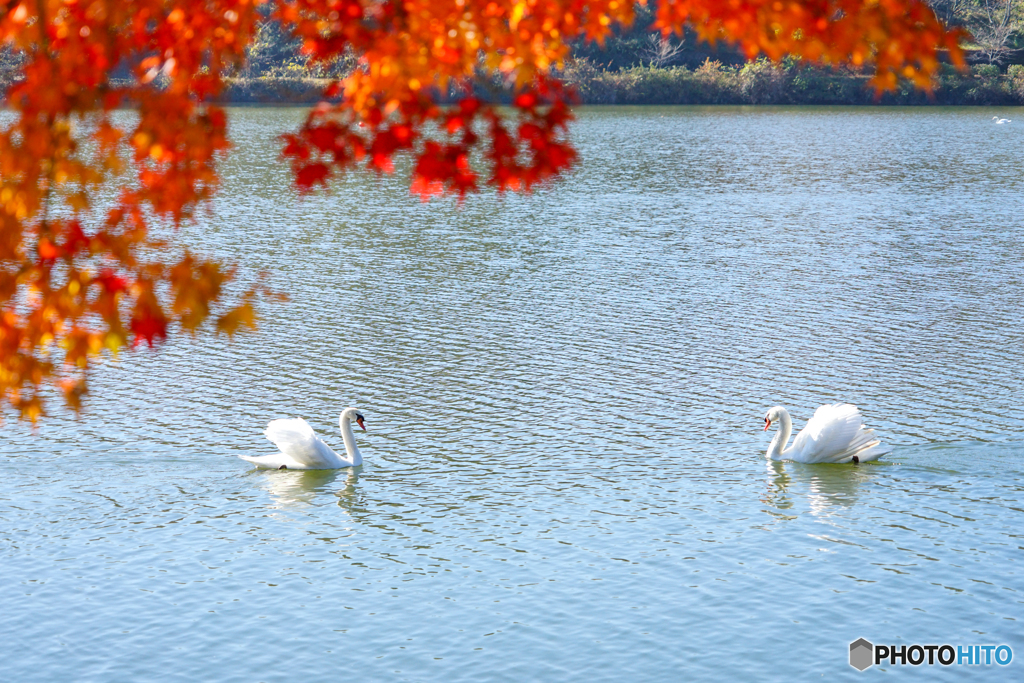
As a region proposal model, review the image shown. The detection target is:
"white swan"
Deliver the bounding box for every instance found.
[763,403,889,464]
[993,116,1011,124]
[239,407,366,469]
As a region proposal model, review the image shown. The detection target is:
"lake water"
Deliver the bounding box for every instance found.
[2,106,1022,681]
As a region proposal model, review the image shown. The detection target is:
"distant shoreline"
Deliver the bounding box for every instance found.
[3,63,1022,108]
[564,61,1024,107]
[216,62,1024,107]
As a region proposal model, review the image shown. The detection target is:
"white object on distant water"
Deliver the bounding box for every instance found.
[992,116,1011,124]
[763,403,890,464]
[240,407,366,469]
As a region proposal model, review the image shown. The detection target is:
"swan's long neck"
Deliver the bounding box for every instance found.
[339,414,363,466]
[766,409,792,461]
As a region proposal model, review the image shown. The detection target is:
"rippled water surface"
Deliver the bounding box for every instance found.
[3,106,1023,681]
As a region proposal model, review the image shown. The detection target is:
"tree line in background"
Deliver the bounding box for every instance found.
[577,2,1023,69]
[4,2,1021,101]
[216,1,1024,106]
[569,0,1024,105]
[169,2,1024,104]
[242,1,1024,75]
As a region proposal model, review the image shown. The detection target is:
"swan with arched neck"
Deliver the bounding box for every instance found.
[240,407,366,469]
[763,403,889,464]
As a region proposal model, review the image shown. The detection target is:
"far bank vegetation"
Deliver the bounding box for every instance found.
[3,1,1023,105]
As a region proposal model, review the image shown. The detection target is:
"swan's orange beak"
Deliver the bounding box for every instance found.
[356,416,366,431]
[764,417,771,431]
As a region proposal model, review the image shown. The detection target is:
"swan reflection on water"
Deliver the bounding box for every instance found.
[762,460,881,519]
[253,467,362,511]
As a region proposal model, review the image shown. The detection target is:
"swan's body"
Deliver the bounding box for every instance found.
[763,404,889,464]
[993,116,1011,124]
[240,407,366,470]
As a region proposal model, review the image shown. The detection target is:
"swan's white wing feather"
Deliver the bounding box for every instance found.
[791,403,869,464]
[262,418,339,469]
[788,403,892,463]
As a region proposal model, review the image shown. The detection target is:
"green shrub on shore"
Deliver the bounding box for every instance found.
[561,58,1024,106]
[221,76,333,104]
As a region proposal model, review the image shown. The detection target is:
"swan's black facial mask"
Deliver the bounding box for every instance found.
[356,415,366,431]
